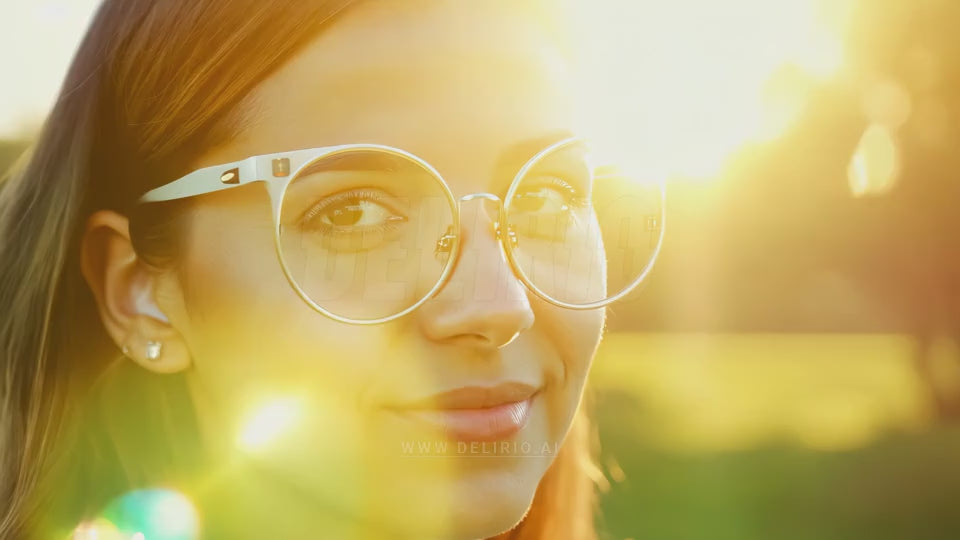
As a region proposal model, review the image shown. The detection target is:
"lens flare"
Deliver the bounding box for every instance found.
[238,396,304,451]
[71,519,119,540]
[848,123,900,197]
[100,489,199,540]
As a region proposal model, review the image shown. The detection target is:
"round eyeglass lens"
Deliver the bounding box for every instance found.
[277,148,457,321]
[504,141,664,307]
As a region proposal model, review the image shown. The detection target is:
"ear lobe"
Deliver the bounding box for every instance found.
[81,209,191,374]
[120,313,192,374]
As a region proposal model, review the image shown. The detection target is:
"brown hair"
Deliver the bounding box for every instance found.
[0,1,600,538]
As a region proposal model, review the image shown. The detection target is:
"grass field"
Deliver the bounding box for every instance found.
[591,333,960,540]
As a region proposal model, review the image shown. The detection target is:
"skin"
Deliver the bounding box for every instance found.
[82,2,603,538]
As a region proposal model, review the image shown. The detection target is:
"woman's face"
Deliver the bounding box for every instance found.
[155,2,603,538]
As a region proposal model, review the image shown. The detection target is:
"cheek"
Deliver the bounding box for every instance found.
[542,305,604,384]
[176,201,390,434]
[533,305,603,437]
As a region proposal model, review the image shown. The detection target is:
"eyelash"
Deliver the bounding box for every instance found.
[529,174,591,209]
[299,188,404,234]
[293,164,591,232]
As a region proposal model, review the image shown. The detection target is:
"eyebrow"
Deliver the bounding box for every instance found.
[492,129,578,174]
[486,129,582,193]
[292,128,581,184]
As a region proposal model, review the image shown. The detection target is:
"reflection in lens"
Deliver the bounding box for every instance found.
[506,143,663,306]
[278,149,456,321]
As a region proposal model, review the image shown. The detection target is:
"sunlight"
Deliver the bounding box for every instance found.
[848,123,900,197]
[238,396,305,452]
[96,489,200,540]
[573,0,852,183]
[0,0,102,136]
[71,519,119,540]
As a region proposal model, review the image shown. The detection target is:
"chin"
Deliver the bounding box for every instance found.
[447,480,537,539]
[382,459,546,540]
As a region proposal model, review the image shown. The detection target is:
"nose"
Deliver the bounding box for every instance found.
[417,200,534,351]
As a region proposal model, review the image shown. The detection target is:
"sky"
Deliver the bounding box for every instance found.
[0,0,102,137]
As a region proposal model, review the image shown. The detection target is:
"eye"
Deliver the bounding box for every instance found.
[302,189,404,228]
[298,188,408,252]
[508,174,593,242]
[316,197,394,227]
[511,176,587,215]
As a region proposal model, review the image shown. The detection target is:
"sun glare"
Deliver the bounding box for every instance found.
[238,397,305,452]
[848,123,901,197]
[572,0,852,183]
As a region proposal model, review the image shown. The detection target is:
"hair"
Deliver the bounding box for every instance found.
[0,1,601,539]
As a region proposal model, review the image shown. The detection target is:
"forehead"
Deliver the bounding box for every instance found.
[208,1,575,192]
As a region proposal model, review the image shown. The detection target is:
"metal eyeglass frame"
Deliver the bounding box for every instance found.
[139,137,667,325]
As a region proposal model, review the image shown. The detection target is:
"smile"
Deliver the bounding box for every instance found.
[387,382,540,442]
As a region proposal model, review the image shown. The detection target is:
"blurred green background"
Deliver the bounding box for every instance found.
[582,0,960,537]
[591,334,960,540]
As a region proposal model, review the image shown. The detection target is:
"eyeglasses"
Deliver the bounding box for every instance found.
[139,137,665,325]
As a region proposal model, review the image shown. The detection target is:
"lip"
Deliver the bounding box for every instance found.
[387,382,540,442]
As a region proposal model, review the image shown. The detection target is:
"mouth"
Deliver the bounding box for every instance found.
[386,382,540,442]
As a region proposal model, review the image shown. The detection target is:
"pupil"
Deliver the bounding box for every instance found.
[329,200,363,226]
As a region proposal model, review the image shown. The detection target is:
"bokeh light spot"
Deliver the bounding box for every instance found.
[848,124,900,197]
[101,489,199,540]
[862,79,913,129]
[71,519,119,540]
[238,396,304,451]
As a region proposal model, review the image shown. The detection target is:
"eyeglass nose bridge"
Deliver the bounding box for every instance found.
[434,193,519,256]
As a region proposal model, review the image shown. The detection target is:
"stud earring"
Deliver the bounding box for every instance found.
[145,341,163,362]
[121,344,131,357]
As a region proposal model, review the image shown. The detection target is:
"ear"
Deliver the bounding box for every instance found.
[80,210,191,374]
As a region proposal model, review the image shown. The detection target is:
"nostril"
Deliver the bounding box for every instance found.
[419,296,535,350]
[449,327,525,351]
[453,333,498,351]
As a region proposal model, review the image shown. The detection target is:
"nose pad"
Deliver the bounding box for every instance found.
[495,222,519,249]
[418,196,534,350]
[435,222,517,256]
[434,194,518,257]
